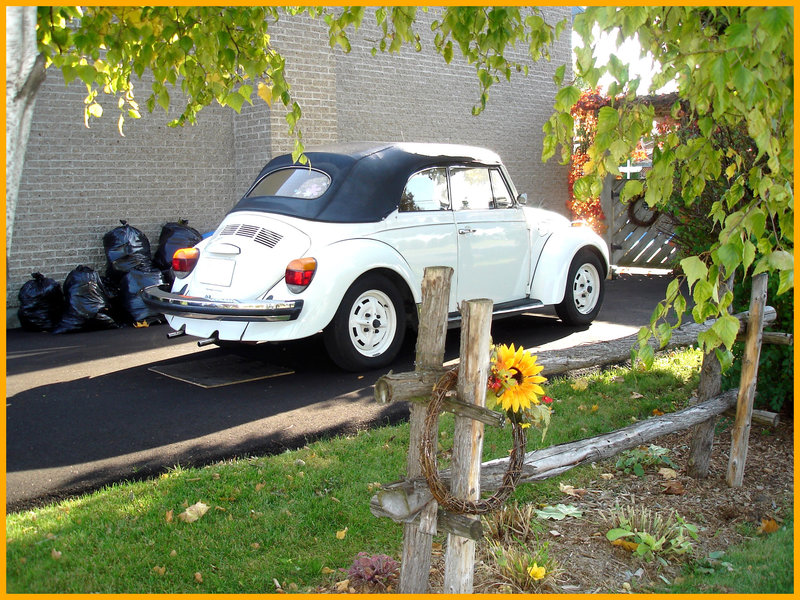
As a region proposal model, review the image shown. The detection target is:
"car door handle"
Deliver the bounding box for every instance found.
[458,227,476,235]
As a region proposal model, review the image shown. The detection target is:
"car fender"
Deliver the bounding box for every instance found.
[254,238,420,339]
[529,226,610,306]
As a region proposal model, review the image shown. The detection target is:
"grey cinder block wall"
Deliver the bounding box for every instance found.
[8,7,571,322]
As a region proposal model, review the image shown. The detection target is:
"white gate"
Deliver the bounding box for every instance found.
[602,175,677,269]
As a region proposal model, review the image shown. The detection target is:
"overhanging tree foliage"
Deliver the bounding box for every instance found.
[543,6,793,366]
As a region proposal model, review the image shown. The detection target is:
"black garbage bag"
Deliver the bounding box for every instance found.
[153,219,202,271]
[119,267,166,323]
[103,220,152,281]
[17,273,64,331]
[53,266,118,333]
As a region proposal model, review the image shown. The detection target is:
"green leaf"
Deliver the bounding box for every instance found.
[535,504,583,520]
[596,106,619,134]
[712,314,741,350]
[716,243,741,277]
[768,250,793,271]
[607,528,635,542]
[554,85,581,111]
[553,63,566,87]
[680,256,708,290]
[637,343,655,369]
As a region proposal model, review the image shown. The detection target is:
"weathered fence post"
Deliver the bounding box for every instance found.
[443,299,493,593]
[727,272,768,487]
[688,275,734,478]
[398,266,452,594]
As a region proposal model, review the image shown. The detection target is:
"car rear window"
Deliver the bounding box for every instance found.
[246,167,331,200]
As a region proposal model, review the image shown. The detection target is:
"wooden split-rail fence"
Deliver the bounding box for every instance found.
[369,267,789,593]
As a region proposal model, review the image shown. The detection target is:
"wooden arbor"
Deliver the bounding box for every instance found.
[371,267,785,593]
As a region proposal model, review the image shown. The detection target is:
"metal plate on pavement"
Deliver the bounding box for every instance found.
[148,352,293,388]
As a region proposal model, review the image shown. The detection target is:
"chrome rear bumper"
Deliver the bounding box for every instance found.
[141,284,303,322]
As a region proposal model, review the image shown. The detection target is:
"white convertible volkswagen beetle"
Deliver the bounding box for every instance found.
[143,142,609,371]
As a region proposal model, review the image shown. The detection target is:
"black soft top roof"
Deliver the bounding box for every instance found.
[230,142,504,223]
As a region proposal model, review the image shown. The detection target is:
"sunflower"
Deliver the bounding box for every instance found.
[489,344,547,414]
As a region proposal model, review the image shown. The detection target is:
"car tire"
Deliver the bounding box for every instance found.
[323,274,407,371]
[555,249,605,326]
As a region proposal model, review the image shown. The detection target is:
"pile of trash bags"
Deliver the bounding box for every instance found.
[17,219,202,333]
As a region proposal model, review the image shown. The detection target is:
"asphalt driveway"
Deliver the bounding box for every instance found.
[6,272,671,511]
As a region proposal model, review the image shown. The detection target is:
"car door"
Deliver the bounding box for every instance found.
[450,166,531,304]
[377,167,459,309]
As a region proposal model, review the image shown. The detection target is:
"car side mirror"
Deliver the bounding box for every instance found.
[517,193,528,206]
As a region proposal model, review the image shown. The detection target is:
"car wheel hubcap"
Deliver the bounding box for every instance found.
[572,263,600,314]
[348,289,397,357]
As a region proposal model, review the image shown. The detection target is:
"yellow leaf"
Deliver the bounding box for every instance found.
[170,550,177,557]
[528,562,547,580]
[178,502,210,523]
[255,482,266,492]
[194,572,203,583]
[133,320,150,328]
[51,549,62,560]
[758,518,780,534]
[652,408,664,416]
[321,567,336,575]
[600,473,614,480]
[591,404,599,412]
[572,379,588,391]
[336,527,348,540]
[335,579,350,592]
[165,510,174,523]
[612,538,639,553]
[257,82,273,106]
[153,565,166,576]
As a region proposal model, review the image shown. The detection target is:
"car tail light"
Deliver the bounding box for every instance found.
[172,247,200,278]
[285,257,317,293]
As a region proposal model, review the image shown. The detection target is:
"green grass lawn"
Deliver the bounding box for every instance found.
[5,348,792,593]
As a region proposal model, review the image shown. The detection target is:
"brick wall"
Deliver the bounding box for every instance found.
[8,7,572,321]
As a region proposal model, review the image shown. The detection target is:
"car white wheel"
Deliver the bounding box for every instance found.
[324,274,407,371]
[572,263,601,314]
[347,289,397,357]
[555,250,605,326]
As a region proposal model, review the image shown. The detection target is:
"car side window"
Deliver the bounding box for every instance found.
[449,167,493,210]
[399,168,449,212]
[490,169,514,208]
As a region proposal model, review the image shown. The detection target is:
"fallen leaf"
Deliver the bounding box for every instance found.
[212,473,220,480]
[321,567,335,575]
[165,510,174,523]
[572,379,589,391]
[549,530,562,537]
[757,518,779,534]
[612,538,640,553]
[662,480,686,495]
[600,473,615,480]
[133,320,150,328]
[194,572,203,583]
[591,404,599,412]
[631,391,644,399]
[535,504,583,520]
[255,482,266,492]
[170,550,178,557]
[288,583,298,591]
[51,549,62,560]
[336,527,348,540]
[559,482,587,497]
[251,543,261,550]
[153,565,166,576]
[178,502,210,523]
[658,467,678,480]
[335,579,350,592]
[432,542,443,552]
[612,376,625,383]
[652,408,664,416]
[330,496,340,503]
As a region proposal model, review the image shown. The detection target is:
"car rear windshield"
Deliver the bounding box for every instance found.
[246,167,331,200]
